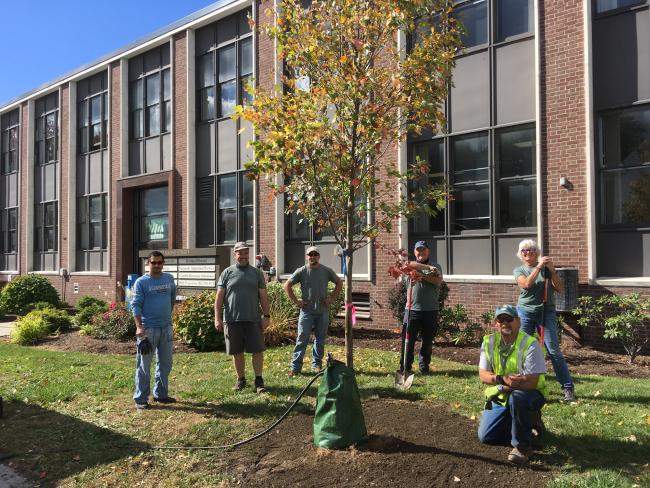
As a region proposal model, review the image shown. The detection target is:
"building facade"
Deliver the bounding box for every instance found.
[0,0,648,348]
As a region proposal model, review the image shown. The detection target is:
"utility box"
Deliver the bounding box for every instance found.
[554,267,578,312]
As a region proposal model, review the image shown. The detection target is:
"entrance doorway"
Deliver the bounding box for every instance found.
[134,186,169,270]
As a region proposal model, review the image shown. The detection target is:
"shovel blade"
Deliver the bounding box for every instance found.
[394,370,415,390]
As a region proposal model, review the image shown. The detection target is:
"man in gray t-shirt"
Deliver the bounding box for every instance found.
[215,242,271,393]
[284,245,342,375]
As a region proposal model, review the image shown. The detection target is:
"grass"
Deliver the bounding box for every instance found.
[0,342,648,487]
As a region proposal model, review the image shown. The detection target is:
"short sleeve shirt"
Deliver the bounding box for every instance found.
[289,264,339,313]
[217,264,267,323]
[479,335,547,375]
[513,265,556,313]
[406,263,443,312]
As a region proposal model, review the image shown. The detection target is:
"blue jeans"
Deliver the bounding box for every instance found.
[517,307,574,389]
[133,326,173,404]
[478,389,545,450]
[290,310,329,372]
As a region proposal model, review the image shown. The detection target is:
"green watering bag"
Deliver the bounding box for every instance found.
[313,358,367,449]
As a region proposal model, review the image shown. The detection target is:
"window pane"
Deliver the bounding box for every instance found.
[8,209,17,230]
[146,105,160,136]
[497,126,535,178]
[142,215,168,242]
[602,167,650,226]
[496,0,533,42]
[218,174,237,209]
[146,73,160,106]
[90,196,103,222]
[453,184,489,232]
[162,69,171,101]
[455,0,487,48]
[601,106,650,168]
[239,9,252,35]
[45,203,56,226]
[46,139,56,162]
[242,207,254,241]
[132,109,144,139]
[78,100,88,127]
[217,15,237,44]
[220,80,237,117]
[163,101,171,133]
[132,80,143,109]
[45,113,56,138]
[9,230,17,252]
[91,124,102,149]
[46,228,56,251]
[242,173,253,205]
[142,186,168,215]
[240,76,253,105]
[413,140,444,174]
[90,96,101,124]
[219,209,237,242]
[240,38,253,76]
[218,45,237,82]
[198,53,215,88]
[103,93,108,123]
[91,222,102,249]
[77,197,88,223]
[288,211,309,240]
[36,117,45,141]
[499,180,536,229]
[596,0,645,14]
[200,87,216,121]
[452,133,488,183]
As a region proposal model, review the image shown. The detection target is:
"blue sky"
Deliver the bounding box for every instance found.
[0,0,218,105]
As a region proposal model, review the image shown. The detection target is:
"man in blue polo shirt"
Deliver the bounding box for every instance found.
[132,251,177,409]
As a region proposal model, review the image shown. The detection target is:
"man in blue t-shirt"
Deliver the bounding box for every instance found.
[132,251,177,409]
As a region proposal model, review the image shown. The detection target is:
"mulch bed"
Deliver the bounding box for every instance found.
[229,398,552,487]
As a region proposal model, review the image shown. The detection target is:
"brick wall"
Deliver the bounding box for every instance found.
[173,32,188,249]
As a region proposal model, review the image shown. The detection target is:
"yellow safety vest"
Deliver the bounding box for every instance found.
[482,330,547,405]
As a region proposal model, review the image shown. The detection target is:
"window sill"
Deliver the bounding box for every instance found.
[70,271,111,277]
[443,275,516,284]
[28,271,60,276]
[591,277,650,288]
[0,271,18,275]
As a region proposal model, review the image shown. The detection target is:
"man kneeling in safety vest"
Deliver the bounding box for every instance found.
[478,305,547,464]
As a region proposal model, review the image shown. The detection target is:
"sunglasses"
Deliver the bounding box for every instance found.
[307,253,320,257]
[521,249,537,255]
[150,260,164,266]
[496,315,514,324]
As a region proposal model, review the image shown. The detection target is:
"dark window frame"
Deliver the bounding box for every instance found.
[592,0,648,17]
[0,110,19,269]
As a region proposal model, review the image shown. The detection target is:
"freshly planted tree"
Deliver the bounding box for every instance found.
[238,0,460,368]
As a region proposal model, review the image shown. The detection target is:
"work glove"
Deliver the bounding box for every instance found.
[137,337,153,355]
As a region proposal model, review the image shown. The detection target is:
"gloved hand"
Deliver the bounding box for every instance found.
[137,337,152,355]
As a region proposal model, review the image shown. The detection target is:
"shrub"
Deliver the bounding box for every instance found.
[73,302,108,328]
[78,323,94,336]
[437,304,484,346]
[10,312,50,345]
[0,275,59,315]
[387,279,450,323]
[76,295,108,311]
[28,301,59,312]
[39,307,73,333]
[173,290,224,351]
[89,302,136,341]
[276,281,345,336]
[573,293,649,364]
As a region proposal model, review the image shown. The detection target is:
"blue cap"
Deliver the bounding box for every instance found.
[414,240,429,251]
[495,305,518,319]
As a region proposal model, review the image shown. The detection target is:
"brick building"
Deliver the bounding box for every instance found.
[0,0,648,347]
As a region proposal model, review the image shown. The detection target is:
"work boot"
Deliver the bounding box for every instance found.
[562,386,576,402]
[507,447,531,464]
[531,410,545,437]
[134,402,149,410]
[153,396,177,404]
[254,376,267,394]
[233,377,246,391]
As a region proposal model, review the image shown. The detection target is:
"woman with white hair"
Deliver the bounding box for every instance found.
[514,239,576,402]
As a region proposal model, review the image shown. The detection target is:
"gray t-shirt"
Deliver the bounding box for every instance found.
[406,263,443,312]
[289,264,339,313]
[479,334,547,375]
[217,264,267,323]
[514,265,556,313]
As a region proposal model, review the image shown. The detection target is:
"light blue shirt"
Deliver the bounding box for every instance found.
[131,273,176,328]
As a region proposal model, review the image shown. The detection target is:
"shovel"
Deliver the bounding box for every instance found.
[395,285,415,390]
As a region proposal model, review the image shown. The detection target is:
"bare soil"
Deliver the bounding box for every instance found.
[229,398,552,487]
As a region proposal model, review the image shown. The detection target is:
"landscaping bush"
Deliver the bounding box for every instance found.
[76,295,108,311]
[73,302,108,328]
[573,293,649,364]
[0,274,59,315]
[89,302,136,341]
[437,304,484,346]
[387,279,449,322]
[28,301,60,312]
[10,311,50,345]
[173,290,224,351]
[39,307,73,333]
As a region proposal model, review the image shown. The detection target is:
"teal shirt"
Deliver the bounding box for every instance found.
[513,265,555,313]
[406,263,442,312]
[217,264,267,323]
[289,264,340,313]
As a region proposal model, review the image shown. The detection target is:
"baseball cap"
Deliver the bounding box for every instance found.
[494,305,518,319]
[306,246,320,255]
[414,240,429,251]
[233,242,249,252]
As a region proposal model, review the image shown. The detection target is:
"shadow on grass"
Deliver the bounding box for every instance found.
[0,400,149,486]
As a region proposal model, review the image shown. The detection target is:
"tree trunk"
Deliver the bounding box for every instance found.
[344,208,355,369]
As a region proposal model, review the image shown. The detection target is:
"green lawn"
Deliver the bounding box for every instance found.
[0,342,648,487]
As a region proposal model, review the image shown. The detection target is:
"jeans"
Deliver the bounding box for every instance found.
[290,310,329,372]
[133,326,173,404]
[400,311,438,372]
[478,389,545,450]
[517,307,574,389]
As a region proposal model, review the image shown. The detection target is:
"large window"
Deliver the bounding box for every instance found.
[595,0,647,14]
[0,110,19,271]
[195,9,255,247]
[34,93,59,271]
[77,71,109,271]
[129,44,171,175]
[136,186,169,250]
[409,0,535,275]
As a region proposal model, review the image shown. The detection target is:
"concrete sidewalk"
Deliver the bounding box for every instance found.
[0,320,15,337]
